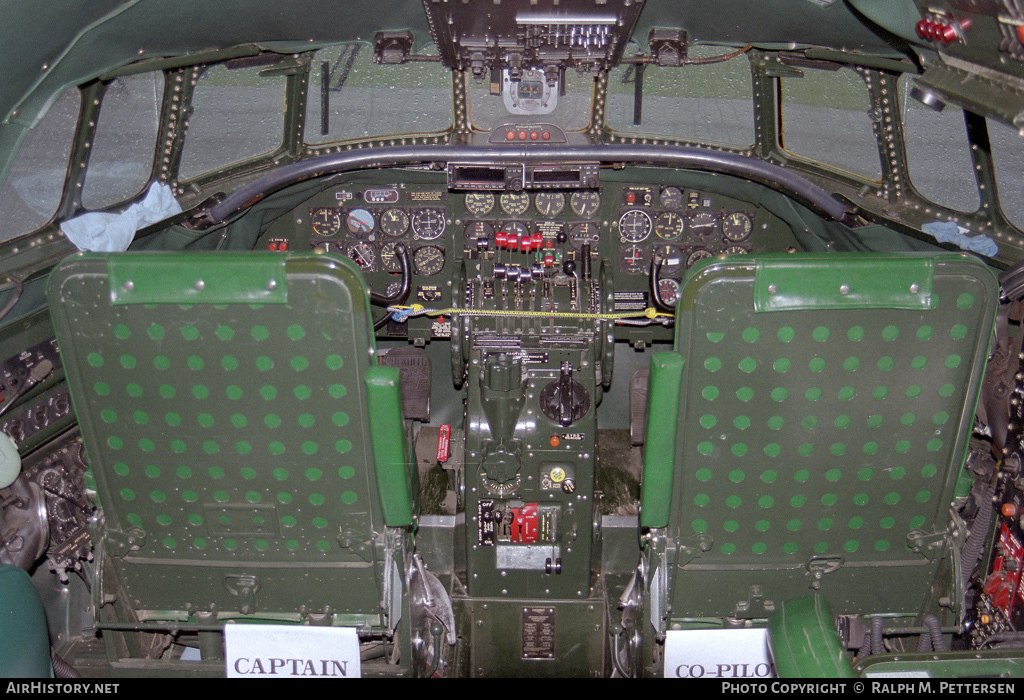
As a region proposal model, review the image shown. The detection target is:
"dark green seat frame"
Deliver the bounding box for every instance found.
[47,251,416,664]
[641,253,998,644]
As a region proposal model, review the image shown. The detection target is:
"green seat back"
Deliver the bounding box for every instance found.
[642,254,998,620]
[48,252,412,622]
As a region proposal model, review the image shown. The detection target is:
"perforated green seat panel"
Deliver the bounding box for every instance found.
[48,252,405,619]
[643,253,998,620]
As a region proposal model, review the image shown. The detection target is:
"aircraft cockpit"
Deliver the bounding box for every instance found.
[2,0,1024,679]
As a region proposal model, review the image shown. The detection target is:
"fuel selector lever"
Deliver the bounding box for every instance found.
[539,362,590,427]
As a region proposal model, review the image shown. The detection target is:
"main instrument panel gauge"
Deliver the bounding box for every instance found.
[534,192,565,217]
[465,192,495,217]
[346,242,377,271]
[380,242,403,272]
[464,221,495,247]
[413,245,446,276]
[652,244,684,275]
[345,208,376,236]
[654,212,685,241]
[569,222,600,250]
[411,208,446,240]
[570,191,601,218]
[379,208,410,238]
[687,212,719,242]
[620,244,648,274]
[660,186,684,209]
[723,212,753,242]
[501,221,529,240]
[500,192,530,216]
[617,210,653,243]
[310,207,342,237]
[658,278,681,307]
[686,249,714,268]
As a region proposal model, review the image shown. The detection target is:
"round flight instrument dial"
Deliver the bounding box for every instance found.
[687,212,718,242]
[618,210,652,243]
[620,244,648,274]
[570,191,601,218]
[310,208,342,237]
[660,186,684,209]
[686,249,714,268]
[723,212,753,242]
[658,278,681,307]
[569,222,600,251]
[534,192,565,217]
[413,245,446,276]
[379,208,410,238]
[465,193,495,217]
[500,192,530,216]
[464,221,495,247]
[654,212,685,241]
[346,242,376,271]
[379,242,405,273]
[501,221,529,240]
[652,244,684,275]
[345,208,376,236]
[411,209,446,240]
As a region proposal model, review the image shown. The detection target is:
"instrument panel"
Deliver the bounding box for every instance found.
[262,168,802,325]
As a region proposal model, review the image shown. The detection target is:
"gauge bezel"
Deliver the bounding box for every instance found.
[345,208,376,236]
[465,192,496,217]
[569,191,601,218]
[500,192,531,216]
[413,244,446,276]
[618,210,653,243]
[310,207,342,237]
[654,211,685,241]
[411,208,447,240]
[379,208,410,238]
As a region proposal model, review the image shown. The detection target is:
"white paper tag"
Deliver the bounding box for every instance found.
[224,624,361,678]
[663,628,776,679]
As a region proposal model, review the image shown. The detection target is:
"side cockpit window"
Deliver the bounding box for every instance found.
[305,43,452,144]
[605,45,755,148]
[81,72,163,210]
[987,117,1024,232]
[0,88,79,244]
[899,74,979,214]
[780,65,881,181]
[178,63,286,181]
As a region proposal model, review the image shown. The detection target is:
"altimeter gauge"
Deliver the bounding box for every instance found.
[723,212,753,242]
[379,208,410,238]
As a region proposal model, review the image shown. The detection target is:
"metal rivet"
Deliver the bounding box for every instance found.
[124,280,134,291]
[840,284,850,295]
[267,279,277,290]
[195,280,205,291]
[910,283,920,293]
[768,284,777,294]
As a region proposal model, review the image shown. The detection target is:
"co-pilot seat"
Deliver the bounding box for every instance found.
[47,252,416,671]
[640,254,998,647]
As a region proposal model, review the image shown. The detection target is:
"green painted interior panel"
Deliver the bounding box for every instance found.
[108,254,288,305]
[753,255,935,312]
